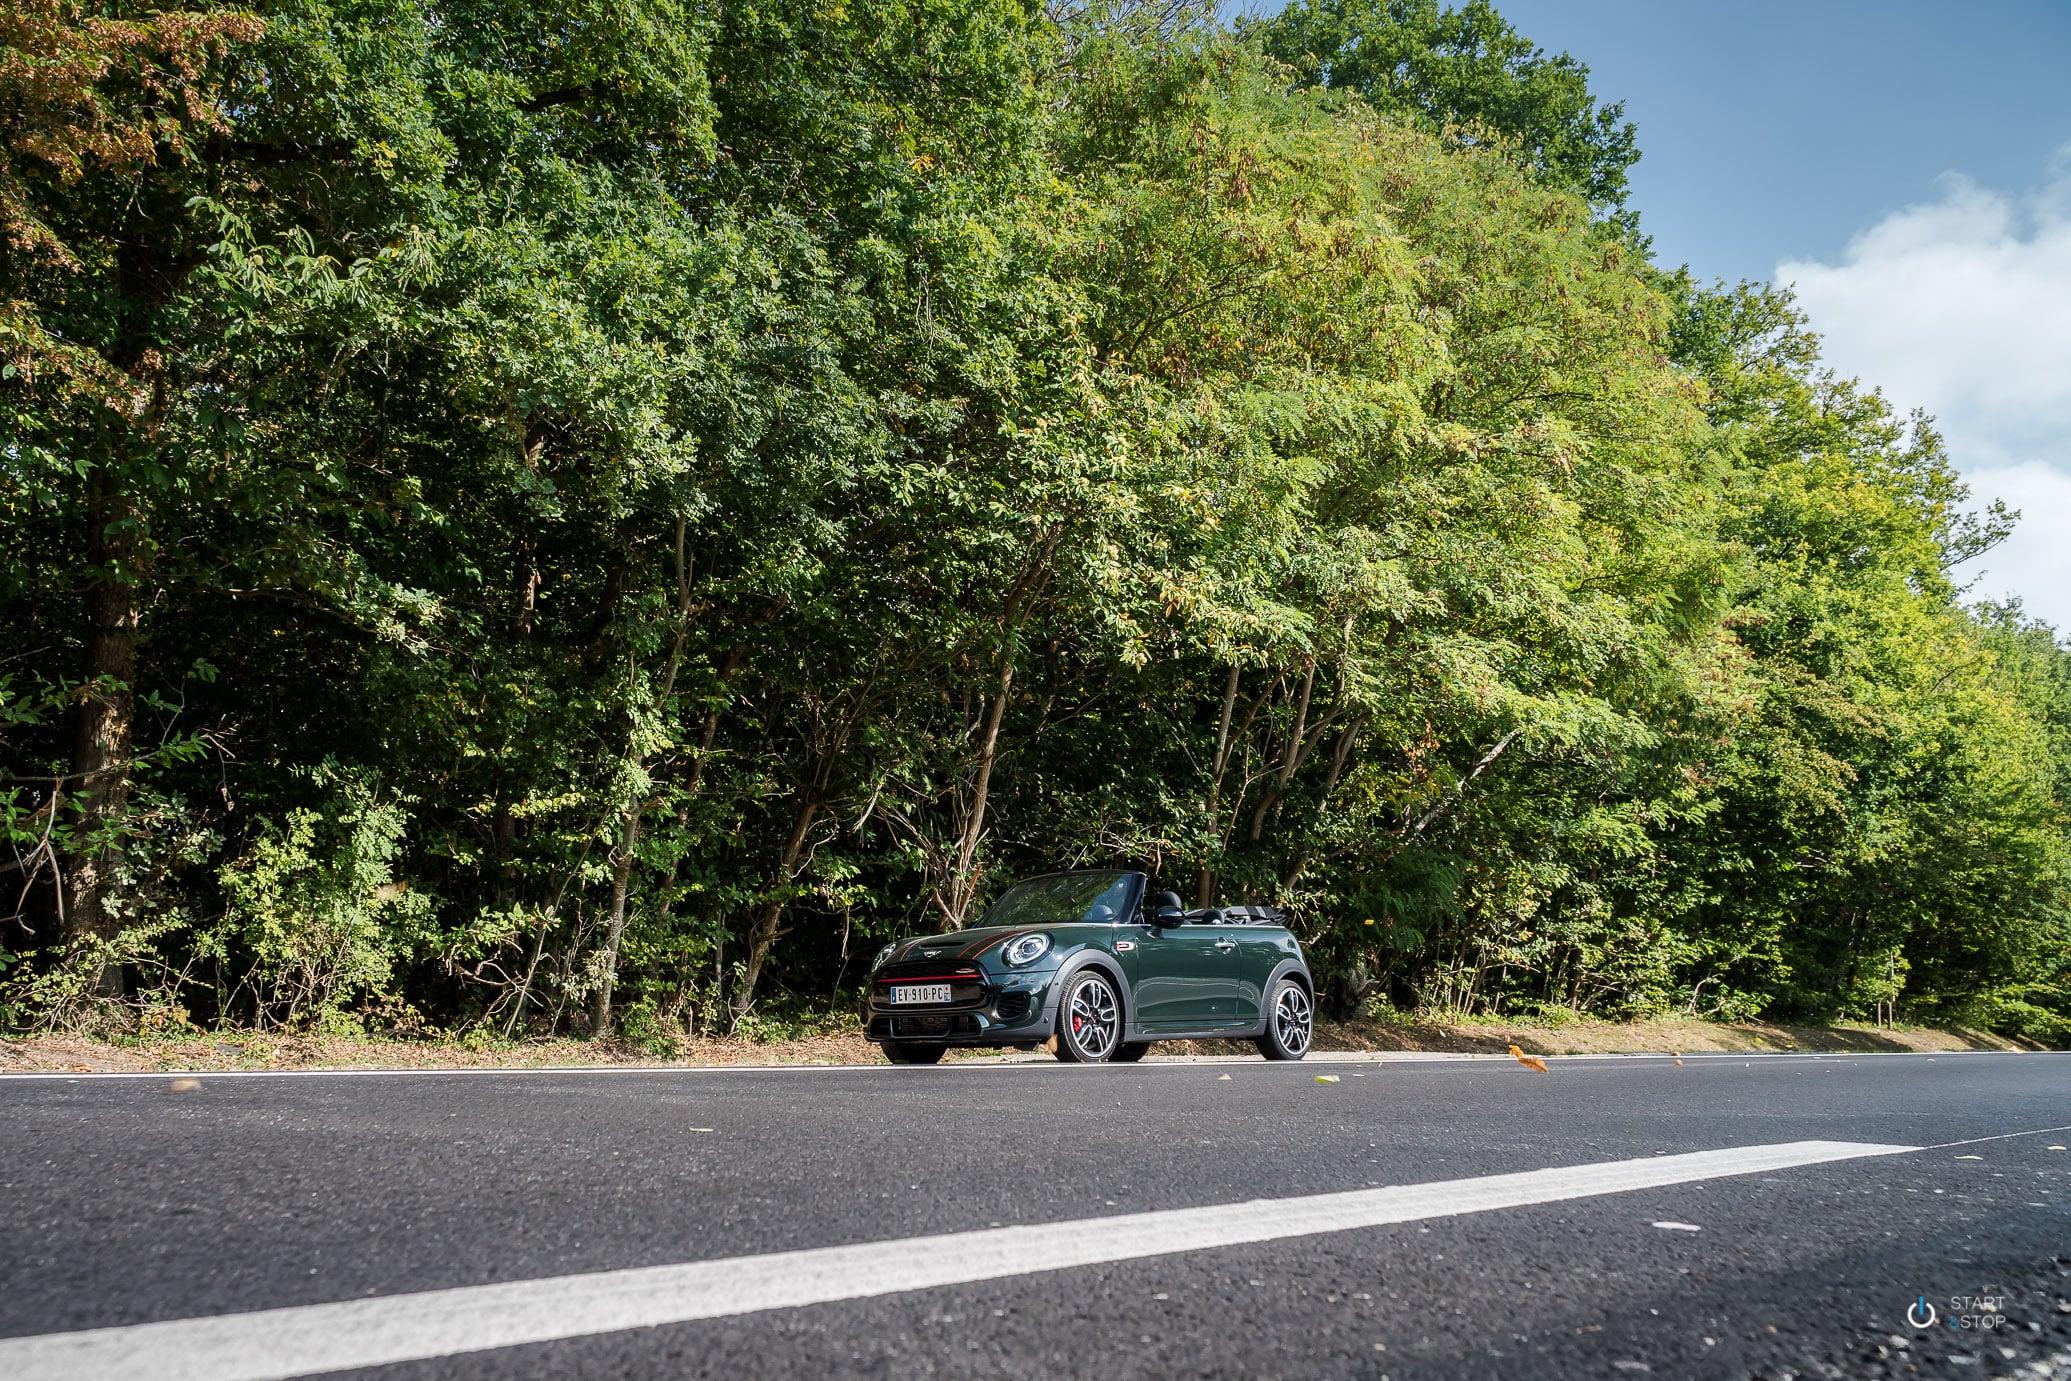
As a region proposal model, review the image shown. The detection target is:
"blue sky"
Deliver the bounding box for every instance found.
[1489,0,2071,283]
[1238,0,2071,627]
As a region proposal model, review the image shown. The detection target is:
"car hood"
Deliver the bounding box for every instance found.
[887,925,1051,967]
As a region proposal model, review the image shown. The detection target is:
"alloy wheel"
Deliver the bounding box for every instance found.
[1064,974,1120,1060]
[1273,983,1313,1056]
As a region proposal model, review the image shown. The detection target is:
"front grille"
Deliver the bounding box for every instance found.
[868,1014,984,1040]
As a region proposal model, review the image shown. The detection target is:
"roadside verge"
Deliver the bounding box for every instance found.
[0,1015,2033,1074]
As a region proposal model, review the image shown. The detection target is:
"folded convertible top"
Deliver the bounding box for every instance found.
[1181,904,1287,927]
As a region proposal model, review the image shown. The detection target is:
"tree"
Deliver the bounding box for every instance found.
[1244,0,1640,215]
[2,0,261,976]
[3,0,2062,1047]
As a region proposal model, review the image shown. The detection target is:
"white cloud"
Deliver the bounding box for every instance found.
[1780,153,2071,630]
[1953,461,2071,620]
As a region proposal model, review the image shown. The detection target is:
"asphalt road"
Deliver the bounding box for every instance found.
[3,1051,2068,1379]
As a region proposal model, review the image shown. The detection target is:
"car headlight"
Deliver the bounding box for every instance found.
[1001,933,1051,966]
[871,943,897,971]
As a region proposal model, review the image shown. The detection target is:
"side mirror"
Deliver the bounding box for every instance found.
[1152,907,1185,928]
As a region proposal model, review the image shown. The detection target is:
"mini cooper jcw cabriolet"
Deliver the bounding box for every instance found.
[861,869,1315,1064]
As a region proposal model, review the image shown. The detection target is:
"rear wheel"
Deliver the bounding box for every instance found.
[1256,980,1313,1061]
[880,1042,946,1065]
[1054,971,1123,1063]
[1113,1042,1151,1063]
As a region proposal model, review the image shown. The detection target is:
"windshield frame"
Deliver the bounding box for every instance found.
[977,870,1145,929]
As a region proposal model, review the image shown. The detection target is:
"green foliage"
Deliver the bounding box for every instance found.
[1,0,2063,1045]
[1244,0,1641,214]
[210,768,437,1032]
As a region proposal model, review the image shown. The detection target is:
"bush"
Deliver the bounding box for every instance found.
[208,769,436,1033]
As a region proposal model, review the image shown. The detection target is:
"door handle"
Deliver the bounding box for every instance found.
[1214,939,1236,951]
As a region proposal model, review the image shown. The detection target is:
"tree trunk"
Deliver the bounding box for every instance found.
[62,465,142,994]
[589,518,699,1038]
[1196,664,1241,906]
[1405,728,1521,839]
[590,808,641,1037]
[938,537,1052,923]
[491,797,518,909]
[729,794,819,1020]
[946,654,1013,925]
[496,499,540,908]
[650,643,746,939]
[1246,657,1315,843]
[1279,714,1365,892]
[509,541,540,638]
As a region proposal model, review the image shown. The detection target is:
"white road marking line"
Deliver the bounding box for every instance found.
[1927,1124,2071,1149]
[0,1139,1913,1381]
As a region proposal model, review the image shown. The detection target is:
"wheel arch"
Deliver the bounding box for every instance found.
[1267,957,1314,998]
[1044,949,1135,1032]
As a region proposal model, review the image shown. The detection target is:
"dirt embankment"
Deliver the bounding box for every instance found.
[0,1017,2030,1074]
[1307,1016,2030,1057]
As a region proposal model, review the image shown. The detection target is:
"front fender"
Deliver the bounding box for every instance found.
[1039,948,1136,1036]
[1266,957,1314,996]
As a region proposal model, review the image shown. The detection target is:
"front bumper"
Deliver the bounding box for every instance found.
[861,965,1059,1045]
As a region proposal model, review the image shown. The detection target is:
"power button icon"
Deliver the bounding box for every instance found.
[1907,1296,1938,1329]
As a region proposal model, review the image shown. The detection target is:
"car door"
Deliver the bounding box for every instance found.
[1123,921,1244,1030]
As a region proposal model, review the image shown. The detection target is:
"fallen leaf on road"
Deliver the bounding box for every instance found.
[1651,1221,1702,1232]
[2048,1145,2065,1151]
[687,1127,715,1133]
[1672,1059,1683,1068]
[1508,1045,1548,1073]
[1315,1075,1340,1083]
[1955,1154,1983,1160]
[168,1079,200,1093]
[1217,1074,1231,1081]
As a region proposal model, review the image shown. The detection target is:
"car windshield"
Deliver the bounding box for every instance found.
[981,871,1136,928]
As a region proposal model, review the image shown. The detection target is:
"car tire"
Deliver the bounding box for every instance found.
[880,1042,946,1065]
[1054,971,1124,1063]
[1256,979,1313,1061]
[1112,1042,1150,1063]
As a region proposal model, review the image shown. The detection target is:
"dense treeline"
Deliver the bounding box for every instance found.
[3,0,2066,1043]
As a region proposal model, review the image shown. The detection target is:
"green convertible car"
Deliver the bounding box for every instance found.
[861,869,1315,1064]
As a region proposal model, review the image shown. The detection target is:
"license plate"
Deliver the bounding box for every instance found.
[890,983,952,1005]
